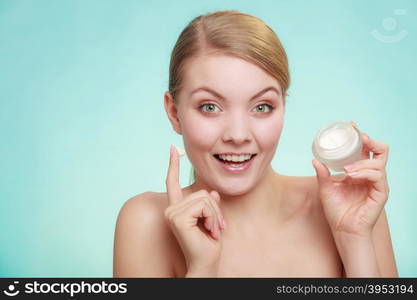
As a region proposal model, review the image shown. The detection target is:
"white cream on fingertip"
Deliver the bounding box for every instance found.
[174,145,186,157]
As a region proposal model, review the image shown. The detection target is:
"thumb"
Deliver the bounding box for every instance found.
[312,159,331,186]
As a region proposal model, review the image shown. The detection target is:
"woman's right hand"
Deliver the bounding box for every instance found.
[164,145,226,274]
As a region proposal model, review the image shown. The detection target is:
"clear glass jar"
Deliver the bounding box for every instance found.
[312,121,363,172]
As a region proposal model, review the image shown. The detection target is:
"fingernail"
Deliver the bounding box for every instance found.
[222,219,227,229]
[348,171,358,176]
[214,227,219,239]
[219,219,224,230]
[344,164,355,171]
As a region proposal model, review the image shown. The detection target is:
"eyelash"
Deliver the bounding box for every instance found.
[198,103,275,114]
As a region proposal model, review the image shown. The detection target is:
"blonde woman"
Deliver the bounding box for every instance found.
[113,10,397,278]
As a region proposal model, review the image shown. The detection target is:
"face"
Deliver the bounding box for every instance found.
[167,54,285,196]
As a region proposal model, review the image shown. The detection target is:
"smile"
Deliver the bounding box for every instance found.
[213,154,257,173]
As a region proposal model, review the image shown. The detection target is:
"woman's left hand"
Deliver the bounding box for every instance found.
[312,122,390,238]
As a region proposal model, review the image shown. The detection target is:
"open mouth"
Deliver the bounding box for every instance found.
[213,154,257,166]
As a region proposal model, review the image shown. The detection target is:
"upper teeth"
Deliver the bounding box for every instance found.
[218,154,252,162]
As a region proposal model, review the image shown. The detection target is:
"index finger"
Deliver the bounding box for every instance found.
[361,134,389,163]
[350,121,388,163]
[166,145,183,204]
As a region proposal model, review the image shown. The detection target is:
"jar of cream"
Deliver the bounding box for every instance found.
[312,121,363,172]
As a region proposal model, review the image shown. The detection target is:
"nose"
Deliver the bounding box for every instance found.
[221,112,251,145]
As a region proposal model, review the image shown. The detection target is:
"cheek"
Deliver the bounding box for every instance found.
[252,115,283,149]
[180,112,219,153]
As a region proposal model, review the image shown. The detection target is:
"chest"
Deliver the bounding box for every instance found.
[216,231,342,277]
[175,218,343,277]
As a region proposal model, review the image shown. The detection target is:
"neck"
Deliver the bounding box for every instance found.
[187,165,285,232]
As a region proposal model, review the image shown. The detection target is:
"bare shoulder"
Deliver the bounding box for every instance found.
[113,191,177,277]
[282,174,398,277]
[278,174,336,234]
[118,191,168,218]
[280,174,320,205]
[114,191,169,236]
[115,191,172,249]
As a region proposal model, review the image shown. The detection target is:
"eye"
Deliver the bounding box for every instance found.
[199,103,220,113]
[253,103,274,113]
[198,103,275,114]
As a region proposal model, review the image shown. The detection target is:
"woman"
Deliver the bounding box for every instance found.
[113,10,397,277]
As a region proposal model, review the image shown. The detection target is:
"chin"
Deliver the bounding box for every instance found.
[215,178,254,197]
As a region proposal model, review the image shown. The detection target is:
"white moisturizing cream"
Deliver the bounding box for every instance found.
[174,145,194,184]
[312,121,363,172]
[174,145,186,157]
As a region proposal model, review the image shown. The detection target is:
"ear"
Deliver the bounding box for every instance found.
[282,92,287,111]
[164,91,182,135]
[278,94,286,117]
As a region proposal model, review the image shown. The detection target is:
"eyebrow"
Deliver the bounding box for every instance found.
[189,86,281,101]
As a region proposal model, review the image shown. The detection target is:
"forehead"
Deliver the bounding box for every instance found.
[181,54,281,98]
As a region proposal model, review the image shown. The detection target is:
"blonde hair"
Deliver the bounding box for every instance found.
[168,10,290,184]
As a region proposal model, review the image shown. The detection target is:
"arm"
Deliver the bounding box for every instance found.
[185,265,219,277]
[335,208,398,278]
[334,232,380,277]
[372,208,398,277]
[113,192,175,277]
[312,127,395,278]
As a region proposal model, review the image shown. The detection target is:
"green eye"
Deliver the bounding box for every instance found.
[200,103,219,113]
[199,103,274,114]
[254,104,274,113]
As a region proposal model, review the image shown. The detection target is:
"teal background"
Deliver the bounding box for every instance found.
[0,0,416,277]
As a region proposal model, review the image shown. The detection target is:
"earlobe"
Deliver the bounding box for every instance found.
[164,91,182,135]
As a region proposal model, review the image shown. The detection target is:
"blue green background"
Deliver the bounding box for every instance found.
[1,0,416,277]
